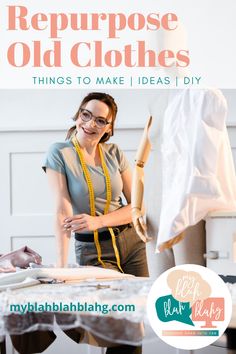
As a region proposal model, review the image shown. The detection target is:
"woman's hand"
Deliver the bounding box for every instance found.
[132,208,152,243]
[63,214,102,232]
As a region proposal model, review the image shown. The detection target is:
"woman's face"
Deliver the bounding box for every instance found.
[76,99,112,143]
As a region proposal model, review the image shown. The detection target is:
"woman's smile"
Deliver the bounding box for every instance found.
[82,126,96,135]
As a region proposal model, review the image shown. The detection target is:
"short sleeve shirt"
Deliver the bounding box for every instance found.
[43,140,130,216]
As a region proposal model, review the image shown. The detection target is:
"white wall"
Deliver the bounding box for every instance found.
[0,90,152,129]
[1,90,236,131]
[222,90,236,123]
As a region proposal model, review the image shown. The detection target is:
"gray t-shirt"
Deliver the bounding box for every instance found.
[43,140,130,218]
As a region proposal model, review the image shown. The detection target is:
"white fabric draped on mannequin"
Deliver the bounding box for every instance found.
[146,89,236,253]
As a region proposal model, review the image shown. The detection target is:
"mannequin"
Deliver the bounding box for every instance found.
[131,116,152,242]
[132,88,236,278]
[130,21,234,278]
[130,90,210,277]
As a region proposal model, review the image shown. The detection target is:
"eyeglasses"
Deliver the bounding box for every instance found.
[79,109,111,128]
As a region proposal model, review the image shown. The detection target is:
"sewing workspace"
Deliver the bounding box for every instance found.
[0,89,236,354]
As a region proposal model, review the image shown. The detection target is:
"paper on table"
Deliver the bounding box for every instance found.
[38,267,133,281]
[0,269,39,287]
[0,266,133,290]
[0,277,40,291]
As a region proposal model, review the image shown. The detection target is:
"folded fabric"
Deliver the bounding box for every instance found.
[0,246,42,272]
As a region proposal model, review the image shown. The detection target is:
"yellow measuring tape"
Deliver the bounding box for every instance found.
[72,136,123,273]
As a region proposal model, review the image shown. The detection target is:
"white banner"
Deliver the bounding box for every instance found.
[0,0,235,88]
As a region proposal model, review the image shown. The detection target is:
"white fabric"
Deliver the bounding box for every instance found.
[149,89,236,252]
[0,278,152,344]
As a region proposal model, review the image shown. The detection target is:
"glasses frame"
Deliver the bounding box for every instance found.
[79,108,111,129]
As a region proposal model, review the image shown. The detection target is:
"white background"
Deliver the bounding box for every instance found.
[0,89,236,129]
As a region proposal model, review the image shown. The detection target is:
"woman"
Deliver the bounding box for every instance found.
[43,92,148,354]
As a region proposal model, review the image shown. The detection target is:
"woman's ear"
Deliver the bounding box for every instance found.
[105,125,112,135]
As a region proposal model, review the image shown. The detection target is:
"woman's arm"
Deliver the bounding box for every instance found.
[100,166,133,226]
[46,168,73,267]
[64,167,133,231]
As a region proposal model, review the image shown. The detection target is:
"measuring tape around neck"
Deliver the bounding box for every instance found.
[72,136,123,273]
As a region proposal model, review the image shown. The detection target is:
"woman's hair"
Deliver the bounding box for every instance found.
[66,92,118,143]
